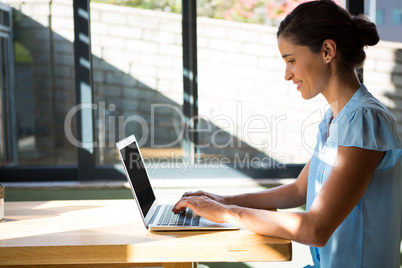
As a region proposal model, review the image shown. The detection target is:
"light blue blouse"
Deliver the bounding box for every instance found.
[305,84,402,268]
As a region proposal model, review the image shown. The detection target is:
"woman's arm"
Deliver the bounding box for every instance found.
[179,161,310,210]
[173,146,385,247]
[226,161,310,209]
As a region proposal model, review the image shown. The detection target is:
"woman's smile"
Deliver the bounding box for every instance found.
[294,81,302,90]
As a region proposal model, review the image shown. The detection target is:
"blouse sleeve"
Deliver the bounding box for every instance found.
[327,107,402,171]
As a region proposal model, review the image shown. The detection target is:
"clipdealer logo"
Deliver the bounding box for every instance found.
[64,101,287,150]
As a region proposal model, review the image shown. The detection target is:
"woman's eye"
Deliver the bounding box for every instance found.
[288,60,294,64]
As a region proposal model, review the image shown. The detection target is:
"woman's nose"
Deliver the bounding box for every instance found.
[284,66,293,81]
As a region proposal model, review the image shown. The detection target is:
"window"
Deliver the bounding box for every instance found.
[1,0,304,182]
[391,8,402,25]
[90,3,184,167]
[195,1,316,174]
[12,1,77,167]
[376,8,385,26]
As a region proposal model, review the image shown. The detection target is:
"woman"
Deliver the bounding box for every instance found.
[173,0,402,267]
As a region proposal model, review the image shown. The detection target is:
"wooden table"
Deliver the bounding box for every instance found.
[0,200,292,267]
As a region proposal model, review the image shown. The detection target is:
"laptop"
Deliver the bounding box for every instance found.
[116,135,239,231]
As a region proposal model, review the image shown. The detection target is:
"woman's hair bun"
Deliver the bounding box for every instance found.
[352,15,380,46]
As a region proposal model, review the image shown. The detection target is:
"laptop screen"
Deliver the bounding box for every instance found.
[120,141,156,217]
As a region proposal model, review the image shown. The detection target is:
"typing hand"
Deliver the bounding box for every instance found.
[179,190,229,205]
[172,195,230,224]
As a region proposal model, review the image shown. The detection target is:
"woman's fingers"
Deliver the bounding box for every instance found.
[172,196,228,223]
[173,196,199,213]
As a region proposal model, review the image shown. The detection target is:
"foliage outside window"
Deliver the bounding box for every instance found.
[91,0,311,26]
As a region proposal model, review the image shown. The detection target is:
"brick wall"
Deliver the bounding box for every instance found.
[9,0,402,166]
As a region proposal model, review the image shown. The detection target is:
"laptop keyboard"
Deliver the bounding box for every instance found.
[157,205,200,226]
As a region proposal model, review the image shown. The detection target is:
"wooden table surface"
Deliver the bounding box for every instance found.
[0,200,292,267]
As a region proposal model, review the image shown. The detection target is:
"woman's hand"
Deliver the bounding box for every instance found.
[179,190,230,205]
[172,194,234,224]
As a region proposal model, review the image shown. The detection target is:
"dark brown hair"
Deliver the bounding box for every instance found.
[277,0,379,68]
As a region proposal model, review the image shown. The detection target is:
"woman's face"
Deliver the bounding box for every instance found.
[278,36,330,100]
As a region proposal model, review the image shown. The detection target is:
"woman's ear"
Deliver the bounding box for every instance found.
[322,39,337,63]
